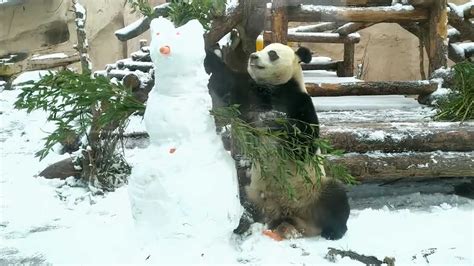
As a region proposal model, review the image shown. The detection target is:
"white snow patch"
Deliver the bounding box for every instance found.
[31,53,68,61]
[301,4,414,13]
[11,70,52,86]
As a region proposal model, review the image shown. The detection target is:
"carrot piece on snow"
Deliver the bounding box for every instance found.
[263,230,283,241]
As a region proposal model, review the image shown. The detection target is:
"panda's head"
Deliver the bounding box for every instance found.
[247,43,311,91]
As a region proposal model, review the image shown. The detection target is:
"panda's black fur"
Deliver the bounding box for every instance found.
[204,44,350,240]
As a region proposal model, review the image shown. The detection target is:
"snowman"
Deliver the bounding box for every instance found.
[128,17,242,245]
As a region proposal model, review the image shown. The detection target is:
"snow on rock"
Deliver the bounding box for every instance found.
[11,70,51,87]
[128,17,242,250]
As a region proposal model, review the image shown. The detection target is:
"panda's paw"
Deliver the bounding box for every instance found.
[275,222,303,239]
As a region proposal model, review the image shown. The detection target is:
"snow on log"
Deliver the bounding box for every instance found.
[305,81,438,96]
[26,53,80,71]
[115,3,170,41]
[287,0,393,6]
[287,5,429,23]
[321,122,474,153]
[287,32,360,43]
[289,22,341,33]
[39,158,81,179]
[116,60,154,72]
[204,2,243,48]
[334,22,374,35]
[72,0,92,73]
[448,3,474,41]
[448,43,466,63]
[328,151,474,181]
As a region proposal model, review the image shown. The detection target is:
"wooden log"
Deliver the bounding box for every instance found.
[115,3,170,41]
[342,43,355,77]
[426,0,448,75]
[405,0,433,7]
[72,0,92,74]
[287,5,429,23]
[321,122,474,153]
[334,22,374,35]
[448,43,466,63]
[122,73,141,91]
[116,60,154,72]
[289,22,341,33]
[287,0,392,6]
[301,60,341,71]
[271,0,289,44]
[287,32,360,43]
[204,2,243,48]
[328,151,474,181]
[448,3,474,42]
[464,3,474,19]
[305,81,438,96]
[26,54,80,71]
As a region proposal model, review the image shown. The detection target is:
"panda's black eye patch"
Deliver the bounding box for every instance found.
[268,50,279,61]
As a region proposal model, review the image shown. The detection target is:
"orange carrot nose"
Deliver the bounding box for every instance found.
[160,45,171,55]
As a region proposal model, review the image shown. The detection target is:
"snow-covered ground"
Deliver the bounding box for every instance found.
[1,88,473,265]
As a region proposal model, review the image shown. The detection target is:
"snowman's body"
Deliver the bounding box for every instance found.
[128,18,242,243]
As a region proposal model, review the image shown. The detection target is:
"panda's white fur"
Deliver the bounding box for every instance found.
[247,43,307,93]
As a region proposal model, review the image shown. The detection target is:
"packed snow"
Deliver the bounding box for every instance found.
[1,18,474,266]
[128,17,242,254]
[30,53,68,61]
[11,70,52,88]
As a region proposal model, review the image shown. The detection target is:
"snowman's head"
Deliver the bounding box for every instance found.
[149,17,205,76]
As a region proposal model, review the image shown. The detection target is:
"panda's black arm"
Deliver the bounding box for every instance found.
[285,92,320,139]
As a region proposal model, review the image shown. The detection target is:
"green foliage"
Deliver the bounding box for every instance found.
[167,0,226,29]
[434,61,474,122]
[14,69,145,160]
[128,0,154,18]
[212,105,356,198]
[14,70,145,191]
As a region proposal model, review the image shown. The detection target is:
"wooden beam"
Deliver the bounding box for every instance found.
[301,60,341,71]
[329,151,474,181]
[115,3,170,42]
[334,22,374,35]
[271,0,289,44]
[289,22,341,33]
[448,43,466,63]
[405,0,433,7]
[287,0,392,7]
[342,43,355,77]
[287,32,360,43]
[321,122,474,153]
[205,3,244,48]
[305,81,438,96]
[287,5,429,23]
[426,0,448,75]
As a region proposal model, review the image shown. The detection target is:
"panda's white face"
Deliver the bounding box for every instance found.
[247,43,303,88]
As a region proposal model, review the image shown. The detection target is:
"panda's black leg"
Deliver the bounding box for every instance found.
[313,180,350,240]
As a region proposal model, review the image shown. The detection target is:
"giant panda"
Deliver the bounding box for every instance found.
[204,43,350,240]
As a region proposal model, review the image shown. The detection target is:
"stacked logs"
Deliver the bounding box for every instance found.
[94,41,154,104]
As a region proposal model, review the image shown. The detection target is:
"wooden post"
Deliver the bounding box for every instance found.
[342,43,355,77]
[426,0,448,75]
[271,0,288,44]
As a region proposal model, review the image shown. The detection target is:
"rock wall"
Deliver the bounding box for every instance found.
[0,0,165,72]
[0,0,468,79]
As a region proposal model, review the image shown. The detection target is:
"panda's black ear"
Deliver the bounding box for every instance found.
[295,47,312,64]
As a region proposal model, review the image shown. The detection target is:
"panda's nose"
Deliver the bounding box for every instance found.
[249,53,259,60]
